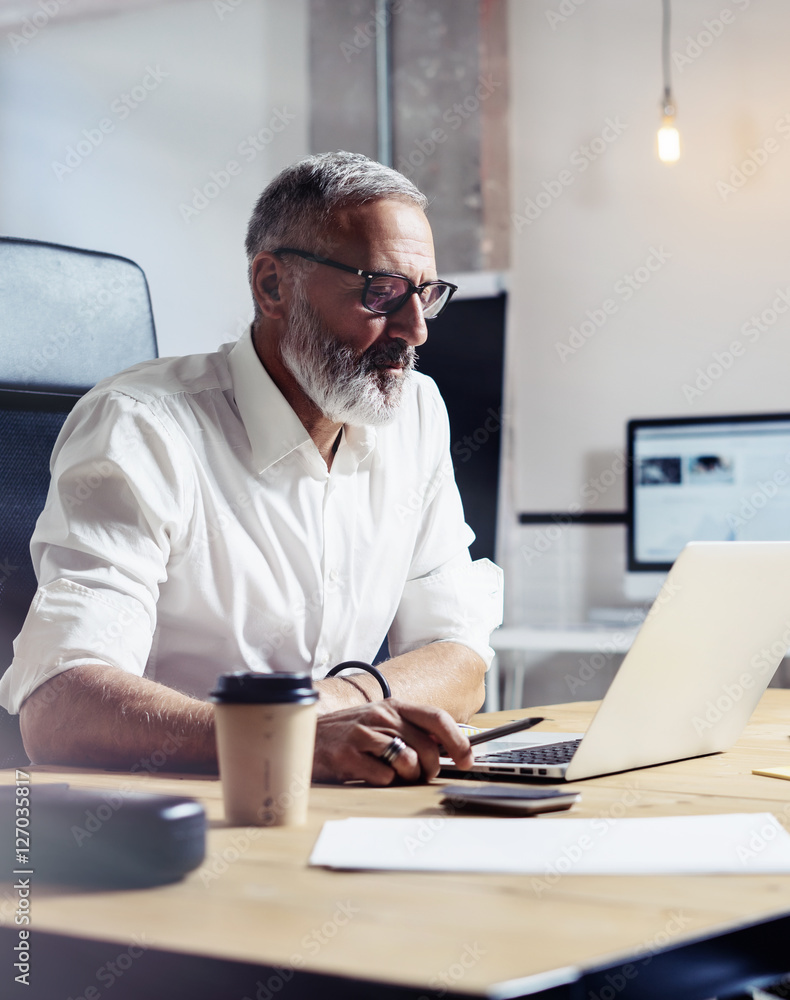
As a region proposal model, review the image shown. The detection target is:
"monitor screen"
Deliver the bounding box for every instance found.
[627,413,790,571]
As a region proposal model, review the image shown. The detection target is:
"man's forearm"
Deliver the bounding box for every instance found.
[315,642,487,721]
[19,662,478,785]
[19,665,217,771]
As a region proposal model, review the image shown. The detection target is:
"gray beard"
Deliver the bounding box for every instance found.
[279,285,416,426]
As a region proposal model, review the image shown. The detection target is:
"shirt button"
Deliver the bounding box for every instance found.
[328,569,340,583]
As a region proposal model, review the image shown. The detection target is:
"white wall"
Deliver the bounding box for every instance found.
[501,0,790,631]
[0,0,310,355]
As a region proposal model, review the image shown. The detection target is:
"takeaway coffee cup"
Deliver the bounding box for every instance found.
[211,672,319,827]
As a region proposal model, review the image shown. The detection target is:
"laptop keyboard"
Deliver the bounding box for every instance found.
[476,739,582,765]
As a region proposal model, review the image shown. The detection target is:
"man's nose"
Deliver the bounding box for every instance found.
[382,291,429,347]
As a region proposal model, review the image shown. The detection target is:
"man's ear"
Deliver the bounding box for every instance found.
[251,252,288,318]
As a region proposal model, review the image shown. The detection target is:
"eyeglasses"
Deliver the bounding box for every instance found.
[273,247,458,320]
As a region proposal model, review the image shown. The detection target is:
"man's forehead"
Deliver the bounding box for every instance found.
[316,199,436,274]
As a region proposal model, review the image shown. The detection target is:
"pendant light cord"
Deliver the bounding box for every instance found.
[661,0,674,113]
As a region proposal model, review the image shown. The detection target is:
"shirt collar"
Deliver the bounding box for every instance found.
[227,327,378,475]
[339,419,376,465]
[228,327,312,475]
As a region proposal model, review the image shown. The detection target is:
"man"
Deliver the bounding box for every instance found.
[1,151,503,784]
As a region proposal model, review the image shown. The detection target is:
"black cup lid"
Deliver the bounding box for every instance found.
[210,672,318,705]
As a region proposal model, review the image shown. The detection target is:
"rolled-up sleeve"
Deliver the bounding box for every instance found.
[4,580,155,713]
[388,554,503,667]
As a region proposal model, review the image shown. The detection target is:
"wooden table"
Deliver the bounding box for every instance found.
[4,690,790,999]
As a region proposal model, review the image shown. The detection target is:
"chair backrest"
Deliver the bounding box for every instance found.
[0,390,79,665]
[0,390,80,767]
[0,238,158,766]
[0,236,157,391]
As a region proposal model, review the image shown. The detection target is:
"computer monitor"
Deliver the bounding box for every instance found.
[625,412,790,600]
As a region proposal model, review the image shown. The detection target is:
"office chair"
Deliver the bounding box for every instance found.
[0,237,158,767]
[0,236,158,391]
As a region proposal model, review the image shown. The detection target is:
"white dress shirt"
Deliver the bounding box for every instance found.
[0,329,503,714]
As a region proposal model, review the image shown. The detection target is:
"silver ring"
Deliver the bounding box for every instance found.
[379,736,407,766]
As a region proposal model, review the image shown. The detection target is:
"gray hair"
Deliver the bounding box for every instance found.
[244,151,428,311]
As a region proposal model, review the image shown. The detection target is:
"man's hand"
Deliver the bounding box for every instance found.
[312,698,473,785]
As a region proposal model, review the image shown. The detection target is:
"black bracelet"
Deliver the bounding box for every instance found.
[325,660,391,699]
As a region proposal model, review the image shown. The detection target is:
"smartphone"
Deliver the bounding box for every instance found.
[440,784,580,816]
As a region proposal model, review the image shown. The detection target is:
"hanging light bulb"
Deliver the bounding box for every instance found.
[658,98,680,163]
[657,0,681,164]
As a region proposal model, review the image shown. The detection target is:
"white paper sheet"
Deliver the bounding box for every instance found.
[309,813,790,874]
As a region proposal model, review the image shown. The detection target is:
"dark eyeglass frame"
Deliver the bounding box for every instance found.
[273,247,458,319]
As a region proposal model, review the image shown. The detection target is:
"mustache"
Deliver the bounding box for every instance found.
[360,341,417,372]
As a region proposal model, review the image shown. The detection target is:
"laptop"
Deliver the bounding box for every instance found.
[441,542,790,782]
